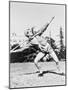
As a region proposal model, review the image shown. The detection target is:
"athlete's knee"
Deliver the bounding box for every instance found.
[34,59,38,64]
[34,55,40,64]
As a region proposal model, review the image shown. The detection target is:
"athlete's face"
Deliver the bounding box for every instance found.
[25,29,33,37]
[27,29,33,37]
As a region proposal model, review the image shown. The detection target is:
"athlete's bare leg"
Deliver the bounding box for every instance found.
[34,52,45,73]
[50,50,62,72]
[43,54,49,62]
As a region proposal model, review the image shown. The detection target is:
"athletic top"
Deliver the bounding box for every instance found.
[35,36,53,54]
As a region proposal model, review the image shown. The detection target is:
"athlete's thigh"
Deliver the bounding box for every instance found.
[50,50,59,62]
[34,52,45,63]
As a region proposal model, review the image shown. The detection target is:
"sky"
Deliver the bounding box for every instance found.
[10,2,65,46]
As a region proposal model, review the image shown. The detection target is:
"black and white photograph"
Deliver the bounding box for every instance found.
[9,1,66,89]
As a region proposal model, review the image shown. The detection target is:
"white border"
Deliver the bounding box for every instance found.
[0,0,68,90]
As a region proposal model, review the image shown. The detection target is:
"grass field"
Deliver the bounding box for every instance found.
[10,61,66,88]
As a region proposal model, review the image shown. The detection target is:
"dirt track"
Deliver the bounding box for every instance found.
[10,61,66,88]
